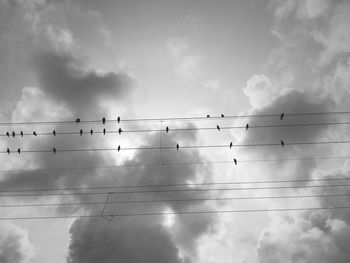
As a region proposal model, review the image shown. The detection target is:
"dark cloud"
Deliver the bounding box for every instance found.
[32,51,134,116]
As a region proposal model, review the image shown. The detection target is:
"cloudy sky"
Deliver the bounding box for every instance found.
[0,0,350,262]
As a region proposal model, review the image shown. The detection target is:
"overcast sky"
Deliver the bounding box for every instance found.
[0,0,350,262]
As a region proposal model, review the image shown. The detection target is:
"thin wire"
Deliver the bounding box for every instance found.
[2,140,350,154]
[0,156,348,173]
[1,193,350,208]
[0,111,349,126]
[1,206,350,220]
[1,183,350,197]
[2,121,350,137]
[3,176,350,193]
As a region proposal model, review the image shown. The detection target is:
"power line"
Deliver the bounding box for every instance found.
[1,183,350,197]
[2,140,350,154]
[2,176,350,193]
[0,155,348,173]
[2,121,350,137]
[1,206,350,220]
[0,111,349,126]
[1,193,350,208]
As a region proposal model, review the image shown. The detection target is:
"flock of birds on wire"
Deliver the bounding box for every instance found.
[2,113,288,159]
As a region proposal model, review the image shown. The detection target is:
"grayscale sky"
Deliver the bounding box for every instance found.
[0,0,350,262]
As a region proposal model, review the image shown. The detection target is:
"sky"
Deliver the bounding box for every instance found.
[0,0,350,262]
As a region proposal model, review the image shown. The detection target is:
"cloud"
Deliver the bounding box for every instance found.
[0,222,35,263]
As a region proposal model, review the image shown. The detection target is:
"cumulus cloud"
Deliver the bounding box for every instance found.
[0,222,35,263]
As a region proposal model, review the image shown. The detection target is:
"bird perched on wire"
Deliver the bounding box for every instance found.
[103,128,106,135]
[206,115,210,118]
[221,114,224,118]
[117,145,121,152]
[281,140,285,147]
[17,148,21,154]
[217,125,220,131]
[80,129,83,136]
[102,117,106,125]
[20,131,23,137]
[76,118,80,123]
[245,124,249,131]
[176,143,179,150]
[234,158,237,165]
[12,131,15,138]
[117,116,120,124]
[230,142,233,149]
[33,131,37,136]
[280,113,285,120]
[118,128,122,135]
[90,129,93,135]
[6,132,9,137]
[166,126,169,133]
[53,148,56,154]
[7,148,10,155]
[53,130,56,136]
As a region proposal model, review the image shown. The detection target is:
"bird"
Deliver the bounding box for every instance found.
[176,143,179,150]
[53,148,56,154]
[245,124,249,131]
[76,118,80,123]
[117,116,120,124]
[102,117,106,125]
[234,158,237,165]
[17,148,20,154]
[280,113,285,120]
[117,145,121,152]
[118,128,122,135]
[53,130,56,136]
[281,140,285,147]
[80,129,83,136]
[12,131,15,138]
[217,125,220,131]
[103,128,106,135]
[230,142,233,149]
[90,129,93,135]
[206,115,210,118]
[166,126,169,133]
[33,131,37,136]
[6,132,9,137]
[221,114,224,118]
[7,148,10,155]
[20,131,23,137]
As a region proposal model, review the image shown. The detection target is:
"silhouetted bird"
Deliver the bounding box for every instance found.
[53,148,56,154]
[118,128,122,135]
[221,114,224,118]
[76,118,80,123]
[176,144,179,150]
[246,124,249,131]
[217,125,220,131]
[6,132,9,137]
[206,115,210,118]
[281,140,285,147]
[166,126,169,133]
[12,131,15,138]
[80,129,83,136]
[53,130,56,136]
[103,128,106,135]
[90,129,93,135]
[234,158,237,165]
[280,113,285,120]
[117,145,121,152]
[230,142,233,149]
[33,131,37,136]
[17,148,20,154]
[20,131,23,137]
[117,116,120,124]
[7,148,10,155]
